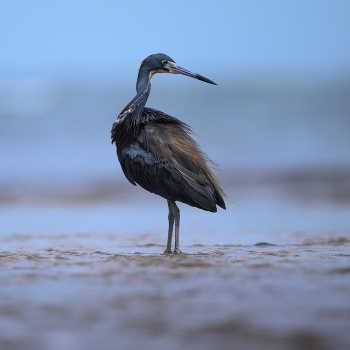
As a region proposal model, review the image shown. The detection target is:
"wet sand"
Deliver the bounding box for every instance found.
[1,233,349,350]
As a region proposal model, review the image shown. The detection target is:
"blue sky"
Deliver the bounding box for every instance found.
[0,0,349,78]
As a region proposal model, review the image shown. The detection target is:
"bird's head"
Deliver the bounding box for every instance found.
[138,53,217,85]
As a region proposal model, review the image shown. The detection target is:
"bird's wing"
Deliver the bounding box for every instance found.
[119,141,183,201]
[142,121,226,209]
[119,140,219,212]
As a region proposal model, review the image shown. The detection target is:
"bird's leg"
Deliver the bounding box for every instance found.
[173,202,182,254]
[164,200,174,254]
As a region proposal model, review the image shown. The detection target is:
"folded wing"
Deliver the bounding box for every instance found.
[119,110,226,212]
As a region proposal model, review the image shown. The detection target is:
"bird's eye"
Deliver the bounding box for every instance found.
[162,60,168,65]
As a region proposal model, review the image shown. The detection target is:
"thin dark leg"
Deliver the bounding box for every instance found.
[173,201,182,253]
[164,200,174,254]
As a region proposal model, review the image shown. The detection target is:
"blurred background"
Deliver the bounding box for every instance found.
[1,0,350,243]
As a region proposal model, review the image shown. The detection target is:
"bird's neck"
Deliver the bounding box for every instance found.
[117,67,154,125]
[136,64,155,94]
[111,71,152,155]
[118,82,151,125]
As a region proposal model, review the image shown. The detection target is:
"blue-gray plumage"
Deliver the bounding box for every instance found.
[111,53,226,253]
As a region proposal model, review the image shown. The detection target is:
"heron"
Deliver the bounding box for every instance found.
[111,53,226,253]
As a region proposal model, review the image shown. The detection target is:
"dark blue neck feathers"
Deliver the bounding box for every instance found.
[118,67,152,124]
[136,63,153,93]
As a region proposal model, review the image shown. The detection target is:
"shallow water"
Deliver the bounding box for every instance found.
[1,232,350,350]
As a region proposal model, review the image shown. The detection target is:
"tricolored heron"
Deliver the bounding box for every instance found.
[111,53,226,253]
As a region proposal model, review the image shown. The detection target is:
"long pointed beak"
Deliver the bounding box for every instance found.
[168,63,217,85]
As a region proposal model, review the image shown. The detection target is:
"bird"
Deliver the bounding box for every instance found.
[111,53,226,253]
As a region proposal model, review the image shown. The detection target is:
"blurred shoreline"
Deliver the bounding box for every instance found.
[1,165,350,207]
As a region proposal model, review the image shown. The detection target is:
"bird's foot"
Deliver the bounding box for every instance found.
[173,248,182,254]
[163,248,172,254]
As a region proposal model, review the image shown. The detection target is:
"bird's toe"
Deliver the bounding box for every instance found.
[173,248,182,254]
